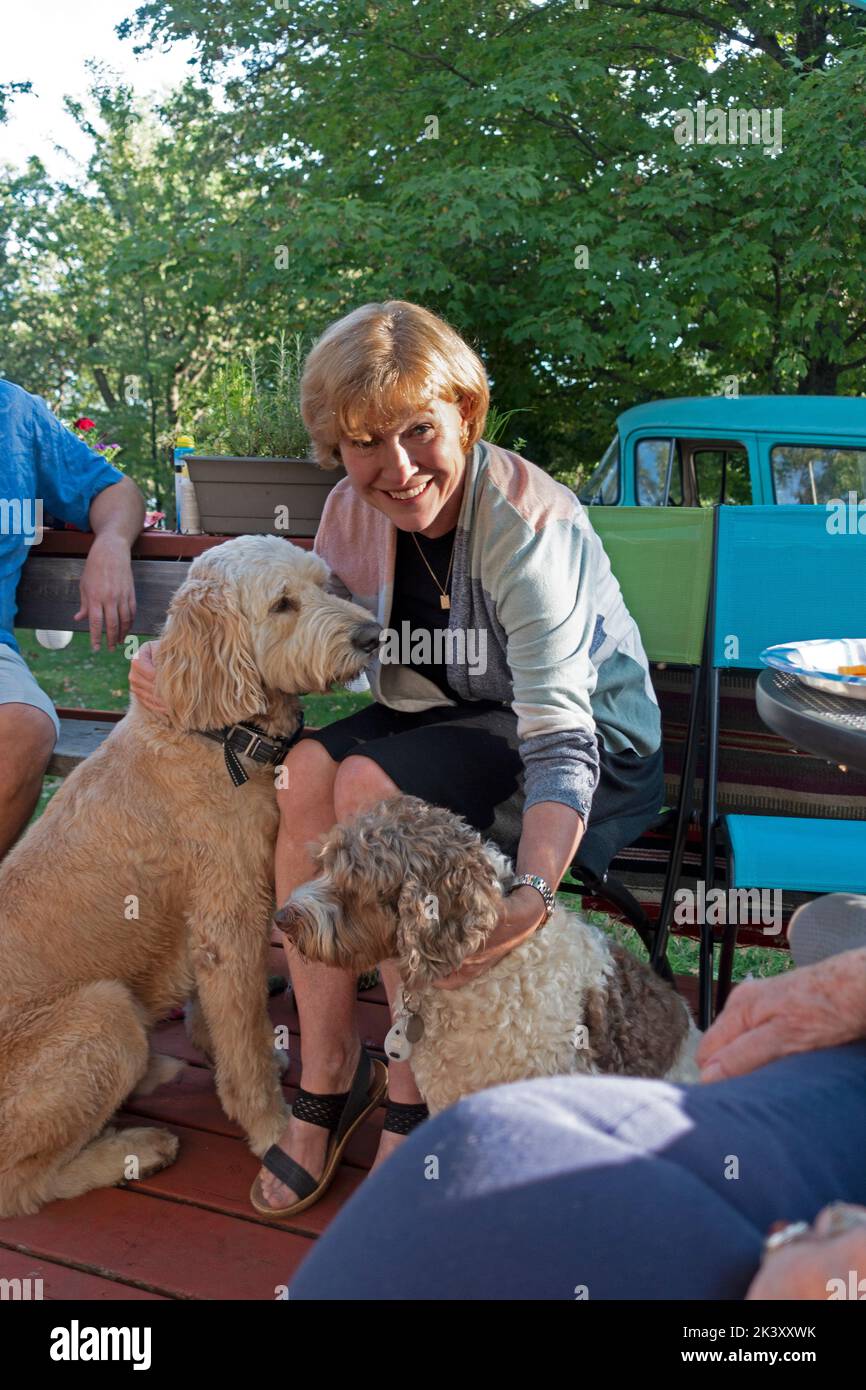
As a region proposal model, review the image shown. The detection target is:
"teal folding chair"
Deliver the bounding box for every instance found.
[698,505,866,1026]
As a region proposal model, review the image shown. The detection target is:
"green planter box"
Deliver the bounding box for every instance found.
[186,455,346,537]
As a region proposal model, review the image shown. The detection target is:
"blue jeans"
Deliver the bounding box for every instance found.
[290,1042,866,1300]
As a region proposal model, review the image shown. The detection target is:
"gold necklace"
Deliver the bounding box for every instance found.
[410,528,456,610]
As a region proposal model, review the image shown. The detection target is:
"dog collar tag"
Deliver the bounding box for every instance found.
[404,1012,425,1044]
[384,1019,413,1062]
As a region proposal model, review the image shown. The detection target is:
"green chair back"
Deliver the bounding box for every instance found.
[589,507,714,665]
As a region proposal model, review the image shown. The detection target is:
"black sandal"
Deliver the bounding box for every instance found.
[250,1047,388,1218]
[382,1099,430,1136]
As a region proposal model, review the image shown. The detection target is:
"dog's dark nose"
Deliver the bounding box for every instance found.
[274,902,300,936]
[352,621,383,656]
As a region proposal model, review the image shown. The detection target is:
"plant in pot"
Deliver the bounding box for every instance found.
[186,334,346,537]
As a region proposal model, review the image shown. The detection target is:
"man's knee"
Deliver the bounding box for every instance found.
[333,754,399,820]
[0,704,56,796]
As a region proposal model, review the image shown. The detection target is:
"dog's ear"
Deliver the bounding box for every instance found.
[154,576,264,730]
[396,848,500,989]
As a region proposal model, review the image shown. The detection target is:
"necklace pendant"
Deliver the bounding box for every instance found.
[440,594,451,610]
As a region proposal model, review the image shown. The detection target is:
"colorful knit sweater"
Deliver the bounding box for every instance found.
[313,439,661,823]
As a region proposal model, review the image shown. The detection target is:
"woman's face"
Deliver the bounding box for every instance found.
[337,397,470,539]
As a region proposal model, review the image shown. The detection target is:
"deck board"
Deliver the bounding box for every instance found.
[0,970,702,1300]
[114,1117,370,1236]
[0,1187,311,1300]
[0,1248,168,1300]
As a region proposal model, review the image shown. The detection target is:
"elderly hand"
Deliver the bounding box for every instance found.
[433,885,547,990]
[128,639,170,715]
[697,947,866,1083]
[75,533,136,652]
[746,1204,866,1300]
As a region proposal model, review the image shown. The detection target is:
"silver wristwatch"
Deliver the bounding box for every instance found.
[507,873,555,925]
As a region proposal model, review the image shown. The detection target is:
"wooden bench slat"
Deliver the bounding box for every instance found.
[15,557,187,634]
[47,718,119,777]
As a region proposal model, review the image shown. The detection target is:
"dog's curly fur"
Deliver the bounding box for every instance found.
[0,534,380,1216]
[277,795,700,1114]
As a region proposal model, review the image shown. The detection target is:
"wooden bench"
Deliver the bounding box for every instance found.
[15,529,316,778]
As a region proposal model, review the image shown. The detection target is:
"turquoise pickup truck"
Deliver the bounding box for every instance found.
[578,396,866,507]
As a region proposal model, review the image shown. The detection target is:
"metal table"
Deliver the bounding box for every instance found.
[756,668,866,776]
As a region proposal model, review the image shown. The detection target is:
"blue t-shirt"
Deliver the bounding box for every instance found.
[0,380,125,652]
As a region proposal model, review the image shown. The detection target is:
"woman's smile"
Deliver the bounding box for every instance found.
[381,477,435,503]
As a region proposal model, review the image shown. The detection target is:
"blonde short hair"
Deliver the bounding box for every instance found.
[300,299,490,469]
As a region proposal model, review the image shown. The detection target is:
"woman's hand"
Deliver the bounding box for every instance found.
[697,947,866,1084]
[433,885,547,990]
[129,639,169,715]
[746,1204,866,1300]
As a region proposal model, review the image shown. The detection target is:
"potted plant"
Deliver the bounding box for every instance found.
[185,334,346,537]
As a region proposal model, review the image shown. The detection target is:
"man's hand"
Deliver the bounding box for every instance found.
[747,1205,866,1300]
[433,885,547,990]
[75,533,136,652]
[697,947,866,1083]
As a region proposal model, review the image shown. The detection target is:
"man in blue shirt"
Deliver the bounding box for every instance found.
[0,379,145,857]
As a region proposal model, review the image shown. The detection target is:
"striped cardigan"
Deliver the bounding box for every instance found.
[313,439,661,822]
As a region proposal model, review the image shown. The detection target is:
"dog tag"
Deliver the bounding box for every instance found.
[404,1013,425,1044]
[384,1020,413,1061]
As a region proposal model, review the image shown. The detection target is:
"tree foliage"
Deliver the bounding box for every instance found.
[1,1,864,489]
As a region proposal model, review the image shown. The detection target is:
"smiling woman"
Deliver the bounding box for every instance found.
[240,298,667,1222]
[300,300,489,540]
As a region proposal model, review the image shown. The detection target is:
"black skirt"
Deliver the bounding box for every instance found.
[301,697,664,878]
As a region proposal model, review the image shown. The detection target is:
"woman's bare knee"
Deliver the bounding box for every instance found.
[333,754,399,821]
[276,737,338,815]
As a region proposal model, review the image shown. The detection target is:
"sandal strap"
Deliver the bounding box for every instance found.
[289,1047,375,1138]
[292,1088,351,1131]
[383,1100,430,1136]
[334,1048,377,1145]
[261,1144,319,1201]
[260,1049,377,1202]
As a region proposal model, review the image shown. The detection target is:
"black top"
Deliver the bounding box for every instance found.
[387,524,459,699]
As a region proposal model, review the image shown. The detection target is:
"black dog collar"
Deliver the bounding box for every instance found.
[198,711,306,787]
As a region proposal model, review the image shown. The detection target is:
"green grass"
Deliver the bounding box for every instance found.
[588,913,793,983]
[15,628,145,712]
[20,631,791,981]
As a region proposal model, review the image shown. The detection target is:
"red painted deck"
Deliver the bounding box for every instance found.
[0,948,701,1301]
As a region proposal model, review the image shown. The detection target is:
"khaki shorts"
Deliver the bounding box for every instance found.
[0,642,61,742]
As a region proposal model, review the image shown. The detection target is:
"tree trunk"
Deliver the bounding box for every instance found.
[167,377,180,428]
[797,357,838,395]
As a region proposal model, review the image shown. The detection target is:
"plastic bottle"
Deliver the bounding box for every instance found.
[178,464,202,535]
[173,436,199,533]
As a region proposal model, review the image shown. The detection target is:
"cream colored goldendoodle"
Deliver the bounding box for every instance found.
[0,534,381,1217]
[277,795,700,1114]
